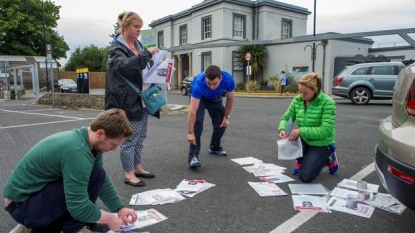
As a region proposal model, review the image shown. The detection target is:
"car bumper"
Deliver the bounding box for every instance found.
[375,145,415,210]
[331,87,349,98]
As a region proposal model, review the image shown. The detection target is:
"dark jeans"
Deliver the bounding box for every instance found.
[280,85,285,94]
[188,97,226,163]
[9,165,106,233]
[297,139,332,183]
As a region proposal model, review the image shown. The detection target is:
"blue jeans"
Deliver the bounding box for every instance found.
[10,165,106,233]
[188,97,226,163]
[297,139,332,183]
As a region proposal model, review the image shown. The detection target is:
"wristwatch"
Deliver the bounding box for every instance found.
[225,114,230,119]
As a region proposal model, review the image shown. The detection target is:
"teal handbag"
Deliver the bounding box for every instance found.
[120,75,166,115]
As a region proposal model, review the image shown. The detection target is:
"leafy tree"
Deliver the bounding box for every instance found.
[64,45,110,72]
[0,0,69,59]
[236,44,267,81]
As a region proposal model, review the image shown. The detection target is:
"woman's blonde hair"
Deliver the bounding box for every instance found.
[298,72,322,93]
[117,11,143,34]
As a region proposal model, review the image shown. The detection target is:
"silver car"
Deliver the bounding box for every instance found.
[375,58,415,210]
[332,62,405,104]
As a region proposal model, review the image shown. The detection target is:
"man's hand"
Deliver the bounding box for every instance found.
[118,207,137,225]
[220,118,230,127]
[188,133,196,145]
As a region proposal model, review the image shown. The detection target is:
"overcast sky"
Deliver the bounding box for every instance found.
[51,0,415,65]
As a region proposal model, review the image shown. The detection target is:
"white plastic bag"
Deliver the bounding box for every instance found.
[277,137,303,160]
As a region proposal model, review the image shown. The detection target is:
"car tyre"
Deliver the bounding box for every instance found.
[350,87,371,105]
[181,87,188,96]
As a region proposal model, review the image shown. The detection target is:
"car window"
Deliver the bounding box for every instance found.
[59,80,76,85]
[370,66,395,75]
[351,67,369,75]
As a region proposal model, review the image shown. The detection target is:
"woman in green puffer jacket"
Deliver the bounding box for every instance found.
[278,73,338,183]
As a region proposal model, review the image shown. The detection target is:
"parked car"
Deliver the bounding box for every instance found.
[332,62,405,104]
[181,76,194,96]
[54,79,77,93]
[375,58,415,210]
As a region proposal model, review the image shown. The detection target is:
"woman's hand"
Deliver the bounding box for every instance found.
[279,130,286,139]
[288,129,300,141]
[148,47,160,55]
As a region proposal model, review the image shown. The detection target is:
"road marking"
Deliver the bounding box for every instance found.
[270,162,376,233]
[0,119,95,129]
[0,108,96,129]
[0,108,92,119]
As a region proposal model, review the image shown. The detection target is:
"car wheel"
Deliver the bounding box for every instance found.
[181,87,188,96]
[350,87,371,105]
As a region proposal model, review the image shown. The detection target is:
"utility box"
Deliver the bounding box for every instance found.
[76,67,89,94]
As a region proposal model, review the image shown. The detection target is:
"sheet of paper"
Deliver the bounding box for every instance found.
[327,196,375,218]
[337,179,379,193]
[259,173,295,183]
[248,182,288,197]
[175,179,205,193]
[288,183,329,195]
[231,157,263,165]
[120,209,168,231]
[177,182,216,197]
[291,195,331,213]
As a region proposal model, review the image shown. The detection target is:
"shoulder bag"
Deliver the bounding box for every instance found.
[119,75,166,115]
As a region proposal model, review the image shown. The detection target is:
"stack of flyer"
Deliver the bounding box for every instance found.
[118,209,168,232]
[174,179,215,197]
[129,189,186,206]
[243,163,286,177]
[248,182,288,197]
[326,179,378,218]
[288,183,331,213]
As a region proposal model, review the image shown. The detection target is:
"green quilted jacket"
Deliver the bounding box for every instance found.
[278,92,337,146]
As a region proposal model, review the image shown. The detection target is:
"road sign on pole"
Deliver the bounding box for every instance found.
[244,52,252,62]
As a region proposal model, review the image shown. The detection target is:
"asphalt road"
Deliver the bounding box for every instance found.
[1,93,414,233]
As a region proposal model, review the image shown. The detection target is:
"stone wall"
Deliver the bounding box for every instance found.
[37,93,105,109]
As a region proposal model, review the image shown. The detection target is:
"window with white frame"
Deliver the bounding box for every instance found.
[281,19,292,39]
[202,16,212,40]
[201,52,212,71]
[233,14,245,38]
[157,31,164,49]
[180,25,188,45]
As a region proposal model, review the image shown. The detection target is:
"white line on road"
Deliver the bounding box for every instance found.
[270,162,376,233]
[0,108,92,119]
[0,119,95,129]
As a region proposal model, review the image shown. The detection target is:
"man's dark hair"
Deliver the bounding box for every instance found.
[205,65,222,81]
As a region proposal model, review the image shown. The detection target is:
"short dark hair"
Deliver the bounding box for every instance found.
[205,65,222,81]
[90,109,134,138]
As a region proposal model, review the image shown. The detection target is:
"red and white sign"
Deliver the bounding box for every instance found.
[244,52,252,62]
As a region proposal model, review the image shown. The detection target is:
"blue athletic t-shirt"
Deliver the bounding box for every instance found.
[190,71,235,100]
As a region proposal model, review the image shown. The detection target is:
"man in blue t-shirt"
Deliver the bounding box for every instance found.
[187,65,235,168]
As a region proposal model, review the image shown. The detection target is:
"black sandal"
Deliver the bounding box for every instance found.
[124,179,146,187]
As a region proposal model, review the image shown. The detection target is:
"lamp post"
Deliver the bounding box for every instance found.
[311,0,316,72]
[42,0,49,91]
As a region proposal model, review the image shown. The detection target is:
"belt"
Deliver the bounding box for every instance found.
[4,201,17,214]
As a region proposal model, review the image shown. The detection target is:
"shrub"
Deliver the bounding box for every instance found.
[247,80,259,91]
[236,82,246,91]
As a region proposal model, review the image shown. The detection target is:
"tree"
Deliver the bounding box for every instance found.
[64,45,110,72]
[0,0,69,59]
[236,44,267,81]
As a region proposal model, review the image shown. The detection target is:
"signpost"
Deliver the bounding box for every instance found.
[245,52,252,94]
